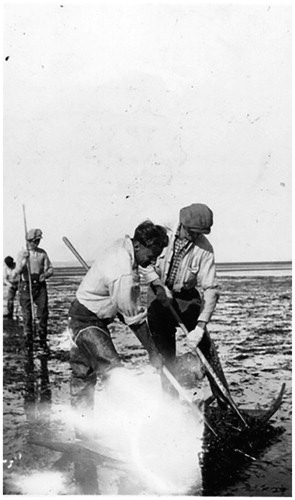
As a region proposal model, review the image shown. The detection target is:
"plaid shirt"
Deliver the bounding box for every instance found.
[166,230,190,289]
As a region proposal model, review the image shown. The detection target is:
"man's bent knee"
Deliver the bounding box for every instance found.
[75,326,121,375]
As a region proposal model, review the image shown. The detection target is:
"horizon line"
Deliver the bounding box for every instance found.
[52,259,292,266]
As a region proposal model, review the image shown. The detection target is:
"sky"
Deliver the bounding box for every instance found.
[3,0,292,265]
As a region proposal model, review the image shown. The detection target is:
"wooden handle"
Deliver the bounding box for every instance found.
[62,237,90,271]
[167,303,248,427]
[22,204,35,332]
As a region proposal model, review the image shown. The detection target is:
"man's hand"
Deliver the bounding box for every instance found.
[18,249,29,260]
[154,285,173,308]
[7,283,17,290]
[149,351,164,371]
[138,264,159,284]
[16,249,29,272]
[39,273,46,282]
[186,325,205,350]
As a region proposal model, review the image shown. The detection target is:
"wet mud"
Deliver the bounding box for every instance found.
[2,275,292,496]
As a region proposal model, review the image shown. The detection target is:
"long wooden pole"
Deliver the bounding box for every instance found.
[22,204,36,336]
[62,237,89,270]
[162,365,217,436]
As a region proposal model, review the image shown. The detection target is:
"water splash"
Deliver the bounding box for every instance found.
[66,366,204,494]
[11,470,70,495]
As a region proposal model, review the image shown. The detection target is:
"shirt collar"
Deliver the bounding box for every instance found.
[175,223,191,243]
[125,235,137,269]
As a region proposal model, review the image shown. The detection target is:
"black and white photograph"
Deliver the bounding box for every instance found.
[3,0,292,496]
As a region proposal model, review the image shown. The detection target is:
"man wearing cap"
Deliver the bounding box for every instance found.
[147,203,229,402]
[15,229,53,351]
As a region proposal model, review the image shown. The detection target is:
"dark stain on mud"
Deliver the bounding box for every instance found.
[3,275,292,495]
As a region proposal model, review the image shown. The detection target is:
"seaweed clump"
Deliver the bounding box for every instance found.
[200,404,285,495]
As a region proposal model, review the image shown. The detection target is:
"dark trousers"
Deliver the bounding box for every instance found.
[19,281,49,341]
[147,288,204,367]
[147,288,229,393]
[6,286,17,317]
[68,299,121,412]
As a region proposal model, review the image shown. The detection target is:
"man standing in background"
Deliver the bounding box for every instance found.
[3,256,19,320]
[15,228,54,352]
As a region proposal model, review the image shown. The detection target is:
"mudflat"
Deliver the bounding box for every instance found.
[3,275,292,495]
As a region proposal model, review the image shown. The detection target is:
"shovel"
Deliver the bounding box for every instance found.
[62,235,246,427]
[62,236,218,434]
[62,236,284,427]
[167,304,249,427]
[167,304,286,427]
[162,365,218,436]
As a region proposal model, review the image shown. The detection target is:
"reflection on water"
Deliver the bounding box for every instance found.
[23,351,52,420]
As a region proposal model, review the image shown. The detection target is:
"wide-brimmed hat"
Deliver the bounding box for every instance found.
[179,203,213,234]
[26,228,43,241]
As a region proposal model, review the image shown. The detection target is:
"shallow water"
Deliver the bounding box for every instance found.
[2,275,292,496]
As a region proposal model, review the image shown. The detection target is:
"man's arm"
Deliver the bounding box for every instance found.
[13,249,29,276]
[183,250,219,347]
[139,264,172,307]
[39,252,54,282]
[3,266,10,286]
[196,250,219,324]
[109,274,162,369]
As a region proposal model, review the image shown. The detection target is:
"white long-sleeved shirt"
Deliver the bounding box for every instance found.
[76,236,152,326]
[3,265,18,287]
[154,227,219,323]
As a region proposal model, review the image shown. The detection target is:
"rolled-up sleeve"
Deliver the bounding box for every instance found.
[138,264,159,284]
[197,251,219,323]
[109,274,147,326]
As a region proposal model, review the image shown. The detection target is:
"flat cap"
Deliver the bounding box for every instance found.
[179,203,213,234]
[26,228,43,241]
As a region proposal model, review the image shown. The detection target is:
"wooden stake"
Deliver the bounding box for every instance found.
[22,205,36,336]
